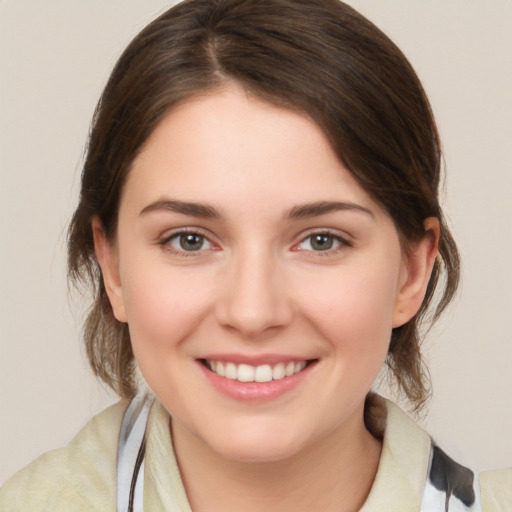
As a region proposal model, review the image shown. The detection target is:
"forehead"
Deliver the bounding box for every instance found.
[123,84,381,218]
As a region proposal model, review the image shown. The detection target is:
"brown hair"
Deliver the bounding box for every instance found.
[68,0,460,409]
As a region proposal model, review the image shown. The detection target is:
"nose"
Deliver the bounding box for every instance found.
[215,246,293,339]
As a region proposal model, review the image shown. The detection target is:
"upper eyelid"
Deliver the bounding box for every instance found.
[159,229,218,257]
[160,226,213,241]
[295,228,352,243]
[291,229,354,253]
[157,226,353,248]
[159,227,218,250]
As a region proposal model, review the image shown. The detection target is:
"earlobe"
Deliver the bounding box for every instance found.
[392,218,440,328]
[92,217,127,323]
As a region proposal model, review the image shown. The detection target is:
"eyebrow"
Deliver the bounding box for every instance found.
[286,201,374,219]
[139,199,223,219]
[139,198,373,221]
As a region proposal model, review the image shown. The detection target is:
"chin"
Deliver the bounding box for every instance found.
[204,421,313,464]
[216,439,301,464]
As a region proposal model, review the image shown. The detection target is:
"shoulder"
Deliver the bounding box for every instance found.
[364,397,487,512]
[361,397,432,511]
[0,400,129,512]
[422,451,512,511]
[480,468,512,511]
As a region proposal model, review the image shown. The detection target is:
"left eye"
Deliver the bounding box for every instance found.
[168,232,212,252]
[298,233,343,252]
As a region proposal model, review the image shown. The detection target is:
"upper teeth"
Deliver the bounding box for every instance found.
[207,360,307,383]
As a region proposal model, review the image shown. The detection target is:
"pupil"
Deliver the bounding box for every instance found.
[180,234,203,251]
[312,234,333,251]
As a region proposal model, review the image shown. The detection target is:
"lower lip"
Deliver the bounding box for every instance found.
[198,361,316,402]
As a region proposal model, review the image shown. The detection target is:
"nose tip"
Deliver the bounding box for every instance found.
[221,308,278,339]
[215,256,293,339]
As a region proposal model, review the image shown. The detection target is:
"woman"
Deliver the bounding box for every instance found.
[1,0,510,510]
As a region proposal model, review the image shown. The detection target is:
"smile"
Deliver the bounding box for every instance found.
[204,360,309,383]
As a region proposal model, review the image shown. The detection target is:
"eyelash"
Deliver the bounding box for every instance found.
[159,228,215,256]
[158,229,352,257]
[294,230,352,256]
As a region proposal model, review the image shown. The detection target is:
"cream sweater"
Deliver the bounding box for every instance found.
[1,398,510,511]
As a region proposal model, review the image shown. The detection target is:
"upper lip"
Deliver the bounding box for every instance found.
[198,353,315,365]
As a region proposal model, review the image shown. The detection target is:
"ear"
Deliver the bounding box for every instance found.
[392,218,440,328]
[92,217,127,323]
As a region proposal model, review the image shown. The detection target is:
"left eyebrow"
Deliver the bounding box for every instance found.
[285,201,374,220]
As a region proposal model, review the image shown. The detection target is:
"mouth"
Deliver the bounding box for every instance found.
[201,359,315,383]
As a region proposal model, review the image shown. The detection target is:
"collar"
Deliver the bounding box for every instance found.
[143,397,431,511]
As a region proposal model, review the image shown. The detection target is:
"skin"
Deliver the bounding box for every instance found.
[94,84,438,512]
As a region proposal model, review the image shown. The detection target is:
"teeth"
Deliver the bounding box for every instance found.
[272,363,285,380]
[216,361,225,377]
[294,361,306,373]
[206,359,309,382]
[255,364,272,383]
[225,362,237,380]
[237,364,255,382]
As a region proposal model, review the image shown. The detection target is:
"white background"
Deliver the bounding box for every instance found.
[1,0,511,484]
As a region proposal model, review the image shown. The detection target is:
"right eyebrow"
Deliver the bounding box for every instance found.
[139,199,223,219]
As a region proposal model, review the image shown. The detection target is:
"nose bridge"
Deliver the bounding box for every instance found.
[216,242,292,337]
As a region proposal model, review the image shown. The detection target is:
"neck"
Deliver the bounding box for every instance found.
[171,404,382,512]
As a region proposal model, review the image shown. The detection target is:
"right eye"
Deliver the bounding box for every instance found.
[164,231,213,253]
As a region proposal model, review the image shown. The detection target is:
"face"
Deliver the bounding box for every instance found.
[96,84,435,463]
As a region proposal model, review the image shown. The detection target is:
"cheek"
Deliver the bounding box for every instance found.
[295,261,400,354]
[119,259,214,351]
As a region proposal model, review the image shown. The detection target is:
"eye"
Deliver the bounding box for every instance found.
[297,232,347,252]
[166,231,213,252]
